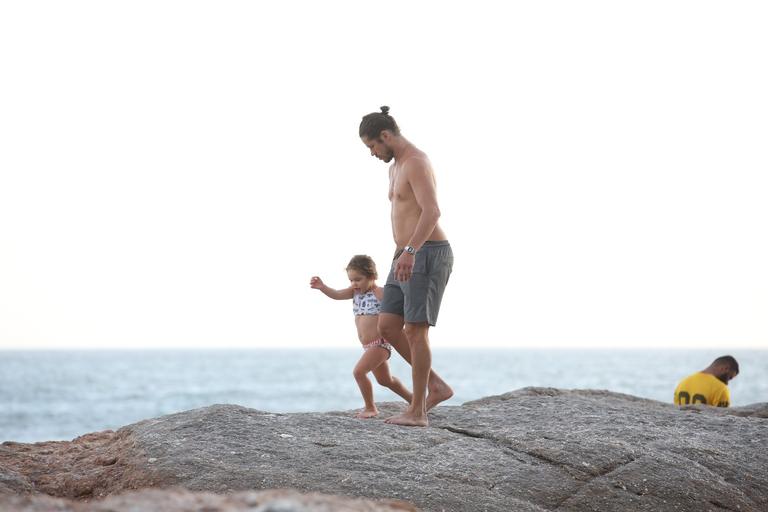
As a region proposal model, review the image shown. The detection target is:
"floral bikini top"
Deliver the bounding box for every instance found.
[352,289,381,316]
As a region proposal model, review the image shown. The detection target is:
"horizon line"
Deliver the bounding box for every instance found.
[0,345,764,351]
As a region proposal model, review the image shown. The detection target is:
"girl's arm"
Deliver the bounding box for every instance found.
[310,276,354,300]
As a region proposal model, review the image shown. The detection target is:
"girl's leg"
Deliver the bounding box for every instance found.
[353,347,389,418]
[372,359,413,404]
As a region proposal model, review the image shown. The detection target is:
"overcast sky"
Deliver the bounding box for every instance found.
[1,1,766,349]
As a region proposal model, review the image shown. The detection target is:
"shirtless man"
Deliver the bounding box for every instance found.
[359,106,454,427]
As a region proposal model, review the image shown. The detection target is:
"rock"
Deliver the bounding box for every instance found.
[0,488,417,511]
[2,387,767,511]
[677,402,768,420]
[0,468,32,494]
[724,402,768,418]
[0,430,156,499]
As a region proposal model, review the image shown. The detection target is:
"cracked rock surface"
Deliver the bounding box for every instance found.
[2,387,767,512]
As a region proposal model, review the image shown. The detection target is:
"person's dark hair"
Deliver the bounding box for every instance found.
[359,106,400,140]
[713,355,739,374]
[346,255,378,279]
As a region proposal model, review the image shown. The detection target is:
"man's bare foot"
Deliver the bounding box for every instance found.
[384,411,429,427]
[426,382,454,411]
[355,409,379,419]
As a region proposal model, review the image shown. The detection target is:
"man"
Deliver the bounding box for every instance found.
[674,355,739,407]
[359,106,454,427]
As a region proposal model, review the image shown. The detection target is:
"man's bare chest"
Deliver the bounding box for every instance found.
[388,169,411,202]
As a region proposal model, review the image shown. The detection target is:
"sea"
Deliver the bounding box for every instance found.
[1,348,766,443]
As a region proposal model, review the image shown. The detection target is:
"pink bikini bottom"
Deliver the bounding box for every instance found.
[362,338,392,359]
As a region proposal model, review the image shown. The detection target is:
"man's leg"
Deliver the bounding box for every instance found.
[385,321,431,426]
[379,313,453,410]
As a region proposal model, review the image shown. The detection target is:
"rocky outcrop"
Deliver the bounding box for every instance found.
[0,488,416,512]
[2,388,767,511]
[0,430,154,497]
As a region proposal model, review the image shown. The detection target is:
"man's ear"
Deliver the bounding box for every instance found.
[379,130,391,142]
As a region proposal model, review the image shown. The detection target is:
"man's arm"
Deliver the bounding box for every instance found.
[403,158,441,251]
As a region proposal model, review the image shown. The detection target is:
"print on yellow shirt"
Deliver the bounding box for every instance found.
[674,372,730,407]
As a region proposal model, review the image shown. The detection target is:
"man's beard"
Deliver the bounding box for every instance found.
[715,373,730,384]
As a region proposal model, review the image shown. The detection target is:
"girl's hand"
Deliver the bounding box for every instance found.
[309,276,324,289]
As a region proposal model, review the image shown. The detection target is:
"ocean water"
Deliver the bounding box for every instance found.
[1,348,766,443]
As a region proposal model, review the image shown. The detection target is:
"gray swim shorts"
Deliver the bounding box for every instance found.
[380,241,453,326]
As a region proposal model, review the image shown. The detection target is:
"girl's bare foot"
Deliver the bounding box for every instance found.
[355,409,379,419]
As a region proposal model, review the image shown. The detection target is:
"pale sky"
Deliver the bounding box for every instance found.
[1,1,766,350]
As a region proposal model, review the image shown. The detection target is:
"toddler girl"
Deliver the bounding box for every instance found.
[310,255,412,418]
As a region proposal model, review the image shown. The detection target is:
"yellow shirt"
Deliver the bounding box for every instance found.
[674,372,730,407]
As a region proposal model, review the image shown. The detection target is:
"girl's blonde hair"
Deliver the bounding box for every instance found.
[346,255,378,279]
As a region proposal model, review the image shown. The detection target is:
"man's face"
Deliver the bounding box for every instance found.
[361,134,394,163]
[716,367,738,384]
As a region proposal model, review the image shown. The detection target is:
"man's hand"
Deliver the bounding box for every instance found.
[395,252,415,282]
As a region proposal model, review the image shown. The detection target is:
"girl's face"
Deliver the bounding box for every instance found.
[347,269,374,293]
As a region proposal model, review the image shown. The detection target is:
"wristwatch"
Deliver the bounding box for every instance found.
[403,245,416,255]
